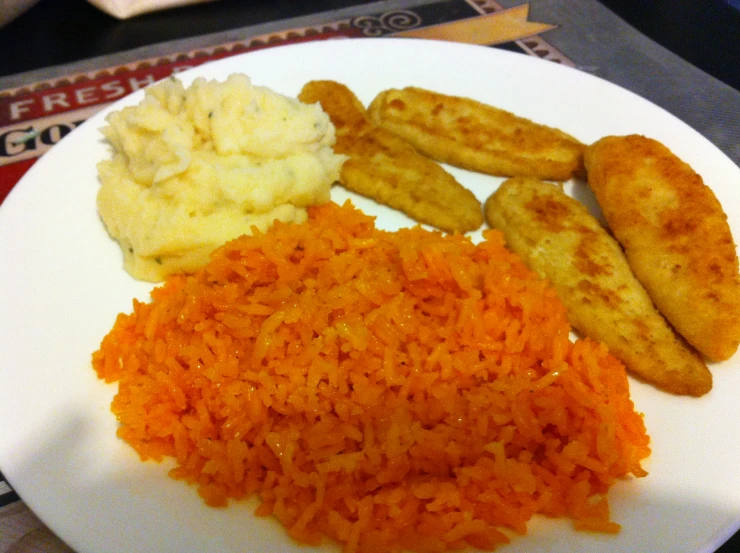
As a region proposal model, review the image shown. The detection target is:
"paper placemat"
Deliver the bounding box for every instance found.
[2,0,738,206]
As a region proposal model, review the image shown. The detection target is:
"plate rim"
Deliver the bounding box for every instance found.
[1,37,739,553]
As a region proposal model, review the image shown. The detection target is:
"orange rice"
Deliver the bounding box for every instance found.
[93,200,650,552]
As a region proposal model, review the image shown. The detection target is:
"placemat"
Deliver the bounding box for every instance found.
[2,0,739,206]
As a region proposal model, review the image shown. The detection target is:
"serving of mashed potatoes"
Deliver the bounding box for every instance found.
[97,73,345,281]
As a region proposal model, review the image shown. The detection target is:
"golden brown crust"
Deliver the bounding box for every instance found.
[368,87,585,181]
[485,177,712,396]
[299,80,369,140]
[585,135,740,361]
[298,81,483,233]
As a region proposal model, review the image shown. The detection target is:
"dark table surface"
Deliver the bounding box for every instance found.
[0,1,739,552]
[1,0,739,92]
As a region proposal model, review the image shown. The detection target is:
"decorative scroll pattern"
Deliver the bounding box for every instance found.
[352,10,424,37]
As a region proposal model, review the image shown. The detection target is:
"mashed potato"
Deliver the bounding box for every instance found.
[97,74,345,281]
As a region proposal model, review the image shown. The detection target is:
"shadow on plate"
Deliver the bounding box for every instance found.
[4,397,739,553]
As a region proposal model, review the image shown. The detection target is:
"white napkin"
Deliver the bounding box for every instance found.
[0,0,41,27]
[86,0,220,19]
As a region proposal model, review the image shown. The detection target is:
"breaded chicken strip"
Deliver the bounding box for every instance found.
[585,135,740,361]
[367,87,585,181]
[298,81,483,234]
[485,177,712,396]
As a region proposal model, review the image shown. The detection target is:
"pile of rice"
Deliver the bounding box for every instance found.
[93,201,650,552]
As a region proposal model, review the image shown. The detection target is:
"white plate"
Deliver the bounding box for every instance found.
[1,38,739,553]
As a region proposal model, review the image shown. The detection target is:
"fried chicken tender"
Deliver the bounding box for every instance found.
[298,81,483,233]
[485,177,712,396]
[585,135,740,361]
[367,87,585,181]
